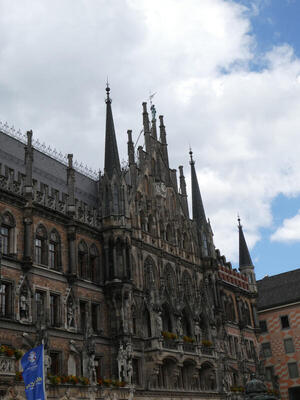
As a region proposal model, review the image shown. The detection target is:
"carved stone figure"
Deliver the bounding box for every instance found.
[117,344,126,381]
[194,321,201,343]
[155,310,162,336]
[67,297,75,328]
[88,353,97,385]
[20,287,29,320]
[176,317,183,337]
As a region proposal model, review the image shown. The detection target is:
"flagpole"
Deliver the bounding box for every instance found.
[42,339,47,400]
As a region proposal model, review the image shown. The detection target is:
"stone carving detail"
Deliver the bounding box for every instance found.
[19,286,29,320]
[0,357,15,375]
[117,341,133,384]
[67,297,75,328]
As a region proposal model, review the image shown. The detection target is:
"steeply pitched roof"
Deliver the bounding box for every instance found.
[104,86,121,178]
[257,268,300,310]
[238,219,253,268]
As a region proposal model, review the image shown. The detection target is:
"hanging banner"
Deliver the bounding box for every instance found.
[21,344,46,400]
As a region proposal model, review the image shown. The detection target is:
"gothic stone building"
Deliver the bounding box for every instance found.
[0,87,260,399]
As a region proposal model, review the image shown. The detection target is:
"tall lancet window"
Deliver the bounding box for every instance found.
[113,184,119,214]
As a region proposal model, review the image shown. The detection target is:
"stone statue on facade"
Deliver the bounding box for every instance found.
[155,310,162,336]
[20,287,29,320]
[117,343,126,381]
[194,321,201,343]
[67,297,75,328]
[176,317,183,338]
[88,353,97,385]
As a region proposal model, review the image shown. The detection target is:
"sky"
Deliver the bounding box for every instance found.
[1,0,300,279]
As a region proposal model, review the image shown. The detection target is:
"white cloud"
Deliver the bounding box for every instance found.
[1,0,300,265]
[271,211,300,242]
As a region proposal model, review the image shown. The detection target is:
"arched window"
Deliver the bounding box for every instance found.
[159,220,165,240]
[113,184,119,214]
[201,231,208,257]
[165,264,176,297]
[1,211,15,256]
[147,215,155,235]
[78,241,88,279]
[182,232,190,251]
[89,244,99,283]
[182,271,193,301]
[161,303,172,332]
[49,230,61,270]
[166,224,173,243]
[35,225,48,265]
[181,309,192,337]
[144,256,158,292]
[140,211,146,232]
[116,238,123,278]
[143,307,152,338]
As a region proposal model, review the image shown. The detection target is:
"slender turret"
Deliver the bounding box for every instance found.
[238,217,257,292]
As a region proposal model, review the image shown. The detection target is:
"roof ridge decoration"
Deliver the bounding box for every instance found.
[0,121,99,181]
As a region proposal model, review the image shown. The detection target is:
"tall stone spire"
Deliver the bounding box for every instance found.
[189,150,206,227]
[238,216,257,292]
[238,217,253,268]
[104,84,121,178]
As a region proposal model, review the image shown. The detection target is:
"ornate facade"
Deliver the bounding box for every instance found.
[0,87,260,399]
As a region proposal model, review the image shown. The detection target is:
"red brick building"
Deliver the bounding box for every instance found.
[257,269,300,400]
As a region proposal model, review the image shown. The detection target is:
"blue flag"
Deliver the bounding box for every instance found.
[21,344,46,400]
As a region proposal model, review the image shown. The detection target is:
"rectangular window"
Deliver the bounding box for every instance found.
[1,227,9,255]
[262,342,272,358]
[259,320,268,333]
[91,303,100,332]
[35,239,42,264]
[265,366,274,381]
[132,358,140,385]
[288,363,299,379]
[35,291,45,322]
[50,294,60,327]
[80,301,87,332]
[284,338,295,354]
[280,315,290,329]
[0,282,12,318]
[50,352,61,375]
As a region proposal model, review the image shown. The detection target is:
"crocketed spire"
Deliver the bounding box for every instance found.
[104,84,121,178]
[238,216,254,268]
[190,149,207,227]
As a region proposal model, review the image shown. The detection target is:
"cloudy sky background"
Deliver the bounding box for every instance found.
[1,0,300,278]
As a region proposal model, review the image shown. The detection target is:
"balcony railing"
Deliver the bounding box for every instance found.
[163,339,178,350]
[183,343,196,353]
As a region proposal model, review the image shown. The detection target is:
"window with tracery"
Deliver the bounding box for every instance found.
[78,241,88,279]
[1,212,15,256]
[49,230,60,270]
[182,271,193,301]
[90,244,99,283]
[35,225,47,265]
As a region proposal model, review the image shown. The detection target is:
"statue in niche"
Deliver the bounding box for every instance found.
[20,286,29,320]
[88,353,97,385]
[176,317,183,338]
[67,297,75,328]
[194,321,201,343]
[155,310,162,336]
[117,343,126,381]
